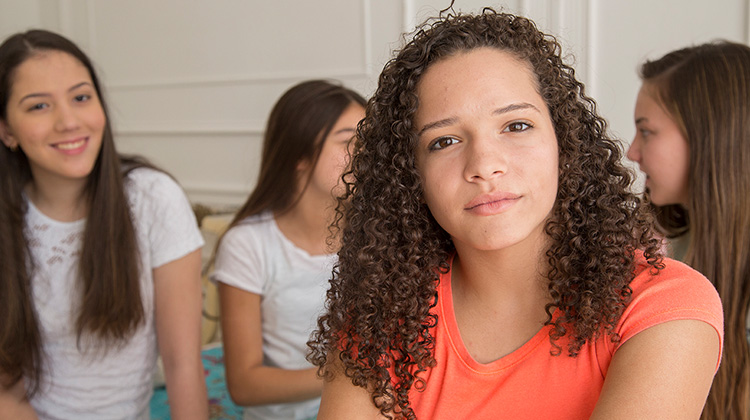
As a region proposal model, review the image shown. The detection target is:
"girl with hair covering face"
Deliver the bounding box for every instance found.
[0,30,207,419]
[308,9,723,420]
[211,80,365,420]
[628,41,750,420]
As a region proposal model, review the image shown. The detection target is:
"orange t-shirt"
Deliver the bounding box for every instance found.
[407,256,723,419]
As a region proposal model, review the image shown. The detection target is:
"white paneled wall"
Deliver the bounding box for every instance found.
[1,0,748,205]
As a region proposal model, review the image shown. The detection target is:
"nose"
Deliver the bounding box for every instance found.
[463,136,507,182]
[626,135,641,163]
[54,103,81,132]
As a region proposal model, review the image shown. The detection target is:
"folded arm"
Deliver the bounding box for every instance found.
[218,283,322,406]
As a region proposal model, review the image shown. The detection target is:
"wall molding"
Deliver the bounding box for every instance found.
[83,0,373,90]
[567,0,591,88]
[402,0,416,33]
[183,182,249,196]
[585,0,597,99]
[183,182,251,206]
[115,124,263,136]
[105,68,370,90]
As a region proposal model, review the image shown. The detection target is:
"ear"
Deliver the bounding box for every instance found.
[0,120,18,149]
[296,157,311,173]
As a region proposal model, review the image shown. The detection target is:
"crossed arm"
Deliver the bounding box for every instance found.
[218,282,323,406]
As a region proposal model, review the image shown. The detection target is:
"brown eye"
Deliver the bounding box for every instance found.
[505,122,531,132]
[73,94,91,103]
[429,136,459,151]
[28,103,49,111]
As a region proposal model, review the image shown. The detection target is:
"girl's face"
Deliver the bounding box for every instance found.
[414,47,559,255]
[0,50,105,187]
[627,84,690,206]
[300,102,365,200]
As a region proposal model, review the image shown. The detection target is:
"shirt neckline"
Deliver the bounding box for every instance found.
[26,195,87,228]
[439,255,552,374]
[267,212,336,261]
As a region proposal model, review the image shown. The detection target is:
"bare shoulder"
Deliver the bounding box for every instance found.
[317,358,388,420]
[591,319,720,419]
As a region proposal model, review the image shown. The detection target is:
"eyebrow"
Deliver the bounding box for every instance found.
[635,117,648,125]
[18,81,93,105]
[417,102,541,136]
[333,127,356,135]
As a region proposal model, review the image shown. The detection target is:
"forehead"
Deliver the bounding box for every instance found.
[634,83,672,119]
[417,48,541,106]
[414,48,545,122]
[9,50,91,95]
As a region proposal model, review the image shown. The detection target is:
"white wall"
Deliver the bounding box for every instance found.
[2,0,748,206]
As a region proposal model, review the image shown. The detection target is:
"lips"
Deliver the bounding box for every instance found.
[464,191,521,214]
[52,137,88,154]
[55,139,85,149]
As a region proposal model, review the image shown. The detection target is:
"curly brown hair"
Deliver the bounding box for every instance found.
[308,8,661,419]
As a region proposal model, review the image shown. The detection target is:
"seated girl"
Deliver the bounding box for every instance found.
[0,30,207,419]
[211,80,365,420]
[308,9,723,420]
[627,41,750,419]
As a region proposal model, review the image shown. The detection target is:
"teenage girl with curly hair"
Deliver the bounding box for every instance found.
[308,9,723,420]
[627,41,750,420]
[0,30,207,419]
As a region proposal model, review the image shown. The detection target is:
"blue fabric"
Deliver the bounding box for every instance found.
[150,345,242,420]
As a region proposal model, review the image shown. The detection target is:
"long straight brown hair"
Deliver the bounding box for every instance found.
[641,41,750,420]
[223,79,366,232]
[0,30,148,396]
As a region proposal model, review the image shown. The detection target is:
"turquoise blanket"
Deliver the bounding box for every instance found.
[150,345,243,420]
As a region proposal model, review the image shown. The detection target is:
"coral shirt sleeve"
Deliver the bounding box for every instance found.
[606,257,724,373]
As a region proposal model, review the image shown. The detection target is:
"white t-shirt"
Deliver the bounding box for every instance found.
[211,211,335,420]
[27,168,204,420]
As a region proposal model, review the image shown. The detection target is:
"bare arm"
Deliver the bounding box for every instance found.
[0,378,38,420]
[218,282,322,406]
[316,357,386,420]
[590,319,720,419]
[154,249,208,420]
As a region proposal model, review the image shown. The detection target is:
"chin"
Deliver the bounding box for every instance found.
[645,188,665,206]
[649,197,683,208]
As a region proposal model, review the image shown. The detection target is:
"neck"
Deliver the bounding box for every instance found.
[26,175,89,222]
[451,230,551,310]
[274,187,339,256]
